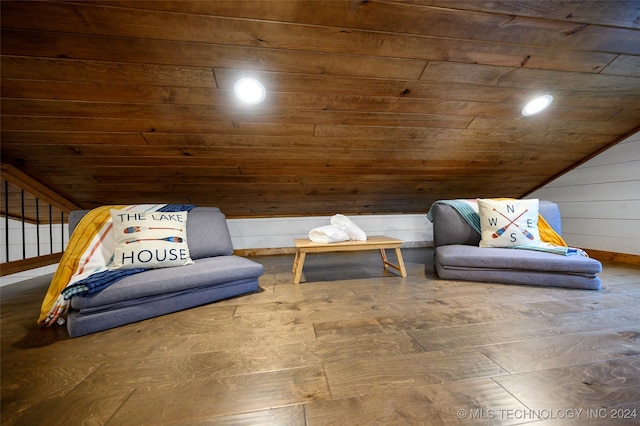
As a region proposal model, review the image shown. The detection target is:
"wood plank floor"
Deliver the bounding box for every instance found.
[2,248,640,425]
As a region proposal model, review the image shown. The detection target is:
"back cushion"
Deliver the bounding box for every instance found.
[68,206,234,259]
[185,207,234,258]
[432,200,562,247]
[538,200,562,235]
[433,203,481,247]
[68,210,90,236]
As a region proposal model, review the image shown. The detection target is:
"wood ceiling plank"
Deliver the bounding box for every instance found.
[0,96,624,125]
[602,55,640,78]
[0,55,215,88]
[267,94,510,117]
[74,0,640,54]
[422,61,640,89]
[57,183,308,198]
[1,142,594,165]
[2,156,378,169]
[0,2,620,73]
[54,183,535,201]
[266,174,534,184]
[237,168,570,179]
[215,68,516,102]
[0,109,477,132]
[0,97,470,121]
[263,94,618,121]
[424,129,614,145]
[29,167,242,185]
[1,79,222,106]
[314,125,446,140]
[90,174,244,185]
[467,117,638,135]
[0,99,229,119]
[0,131,148,146]
[33,171,540,186]
[141,133,613,150]
[19,161,577,181]
[418,0,640,29]
[553,90,640,110]
[4,75,637,120]
[269,90,601,123]
[214,69,640,107]
[301,182,542,196]
[315,119,632,139]
[0,73,518,111]
[608,109,640,123]
[223,110,474,129]
[0,116,315,136]
[1,30,426,80]
[211,195,425,206]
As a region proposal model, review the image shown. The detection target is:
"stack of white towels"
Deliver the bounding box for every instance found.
[308,214,367,243]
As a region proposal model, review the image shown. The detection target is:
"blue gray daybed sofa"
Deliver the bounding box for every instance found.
[64,207,264,337]
[430,200,602,290]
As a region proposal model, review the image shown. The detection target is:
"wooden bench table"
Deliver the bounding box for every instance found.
[292,236,407,284]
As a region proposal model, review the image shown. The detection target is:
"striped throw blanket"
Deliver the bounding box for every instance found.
[427,199,587,256]
[38,203,195,326]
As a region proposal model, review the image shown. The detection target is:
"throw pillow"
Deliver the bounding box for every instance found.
[477,199,541,248]
[110,209,194,270]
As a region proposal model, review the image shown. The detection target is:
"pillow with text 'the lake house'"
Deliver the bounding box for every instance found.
[109,209,194,270]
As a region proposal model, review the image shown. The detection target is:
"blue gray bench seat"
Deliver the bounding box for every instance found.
[66,207,263,337]
[432,201,602,290]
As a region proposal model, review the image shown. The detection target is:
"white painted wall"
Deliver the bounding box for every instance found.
[529,131,640,255]
[1,212,432,286]
[227,213,432,250]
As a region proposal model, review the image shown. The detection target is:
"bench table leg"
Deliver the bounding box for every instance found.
[292,250,306,285]
[380,247,407,277]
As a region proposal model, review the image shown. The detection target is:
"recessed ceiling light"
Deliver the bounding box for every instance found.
[233,78,266,104]
[522,95,553,116]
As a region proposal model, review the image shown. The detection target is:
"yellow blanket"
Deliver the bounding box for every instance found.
[538,215,567,246]
[39,203,182,326]
[38,205,124,324]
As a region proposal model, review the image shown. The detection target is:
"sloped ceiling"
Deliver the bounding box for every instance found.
[1,0,639,217]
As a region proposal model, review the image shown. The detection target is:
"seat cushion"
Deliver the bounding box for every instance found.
[71,255,264,310]
[435,245,602,276]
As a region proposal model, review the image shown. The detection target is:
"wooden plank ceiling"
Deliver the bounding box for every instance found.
[1,1,639,217]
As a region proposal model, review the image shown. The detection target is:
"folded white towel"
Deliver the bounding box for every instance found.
[308,225,350,243]
[331,214,367,241]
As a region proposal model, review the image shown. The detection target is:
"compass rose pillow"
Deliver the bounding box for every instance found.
[110,209,194,270]
[477,199,541,248]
